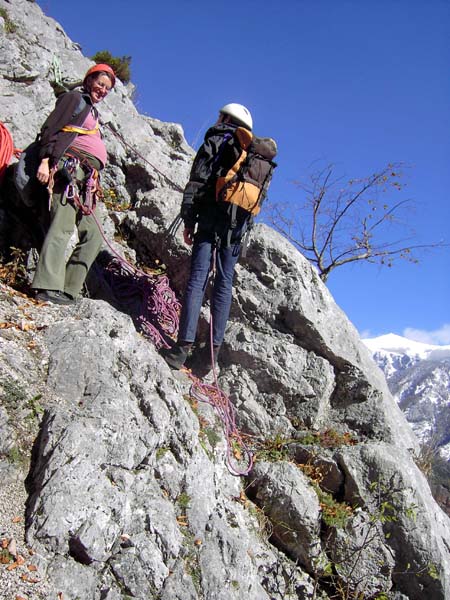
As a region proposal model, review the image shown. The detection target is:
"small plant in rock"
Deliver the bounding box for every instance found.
[0,546,14,564]
[199,425,222,460]
[1,377,27,410]
[298,461,326,486]
[204,426,221,450]
[296,428,357,449]
[248,502,274,542]
[0,8,17,33]
[155,446,169,460]
[315,486,353,529]
[297,430,318,445]
[254,433,295,462]
[234,489,274,542]
[26,394,44,420]
[180,529,202,594]
[7,445,27,467]
[318,429,358,448]
[177,492,191,510]
[103,188,131,212]
[0,247,28,289]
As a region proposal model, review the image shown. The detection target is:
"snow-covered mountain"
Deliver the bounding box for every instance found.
[363,334,450,459]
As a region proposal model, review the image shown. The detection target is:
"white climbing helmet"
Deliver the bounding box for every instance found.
[219,103,253,131]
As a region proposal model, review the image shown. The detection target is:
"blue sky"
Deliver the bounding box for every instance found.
[37,0,450,344]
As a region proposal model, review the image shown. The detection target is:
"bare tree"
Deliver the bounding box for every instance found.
[267,162,445,282]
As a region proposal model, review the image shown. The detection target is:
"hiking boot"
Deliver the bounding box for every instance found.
[35,290,77,306]
[186,343,221,377]
[161,342,193,370]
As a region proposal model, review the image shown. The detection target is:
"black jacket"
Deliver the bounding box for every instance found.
[38,90,97,167]
[181,122,250,242]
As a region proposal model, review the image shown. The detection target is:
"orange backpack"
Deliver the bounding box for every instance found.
[215,127,277,217]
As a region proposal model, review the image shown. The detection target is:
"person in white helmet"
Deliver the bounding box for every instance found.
[163,103,253,372]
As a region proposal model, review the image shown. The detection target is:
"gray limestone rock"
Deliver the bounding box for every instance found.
[1,1,450,599]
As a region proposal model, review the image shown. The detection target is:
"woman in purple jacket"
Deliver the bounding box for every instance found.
[31,63,115,305]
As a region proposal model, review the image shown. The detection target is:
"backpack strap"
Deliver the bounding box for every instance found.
[215,127,253,200]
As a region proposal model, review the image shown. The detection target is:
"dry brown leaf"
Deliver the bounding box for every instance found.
[15,595,28,600]
[0,322,14,329]
[1,538,8,549]
[233,447,242,461]
[27,564,38,572]
[194,539,202,546]
[19,321,36,331]
[12,516,22,523]
[6,561,19,571]
[176,516,188,526]
[57,593,64,600]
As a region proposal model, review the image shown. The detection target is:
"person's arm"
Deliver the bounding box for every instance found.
[38,91,84,165]
[180,130,228,240]
[36,157,50,185]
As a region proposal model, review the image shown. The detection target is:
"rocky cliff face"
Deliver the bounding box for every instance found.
[1,2,449,599]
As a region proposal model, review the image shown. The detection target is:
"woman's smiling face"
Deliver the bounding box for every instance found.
[88,74,112,104]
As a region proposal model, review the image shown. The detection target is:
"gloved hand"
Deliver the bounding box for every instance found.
[180,203,196,230]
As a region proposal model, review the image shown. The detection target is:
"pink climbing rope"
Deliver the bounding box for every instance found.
[186,369,254,476]
[66,186,180,349]
[100,253,180,350]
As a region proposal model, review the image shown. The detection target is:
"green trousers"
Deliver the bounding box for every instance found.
[32,171,102,298]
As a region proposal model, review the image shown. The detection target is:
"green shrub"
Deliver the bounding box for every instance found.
[91,50,131,84]
[0,8,17,33]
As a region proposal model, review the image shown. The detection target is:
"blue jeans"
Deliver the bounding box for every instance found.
[178,232,241,346]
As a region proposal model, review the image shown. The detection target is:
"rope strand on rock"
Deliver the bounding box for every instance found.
[103,121,184,193]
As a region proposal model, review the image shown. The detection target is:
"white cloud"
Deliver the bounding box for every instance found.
[403,324,450,345]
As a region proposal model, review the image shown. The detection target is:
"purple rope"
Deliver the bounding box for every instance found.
[103,257,180,350]
[187,372,254,476]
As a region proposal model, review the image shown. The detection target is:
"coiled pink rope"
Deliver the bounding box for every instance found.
[102,255,180,350]
[187,370,254,476]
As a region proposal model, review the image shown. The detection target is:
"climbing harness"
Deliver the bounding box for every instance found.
[0,121,21,185]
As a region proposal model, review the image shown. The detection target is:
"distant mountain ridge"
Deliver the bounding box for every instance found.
[363,333,450,458]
